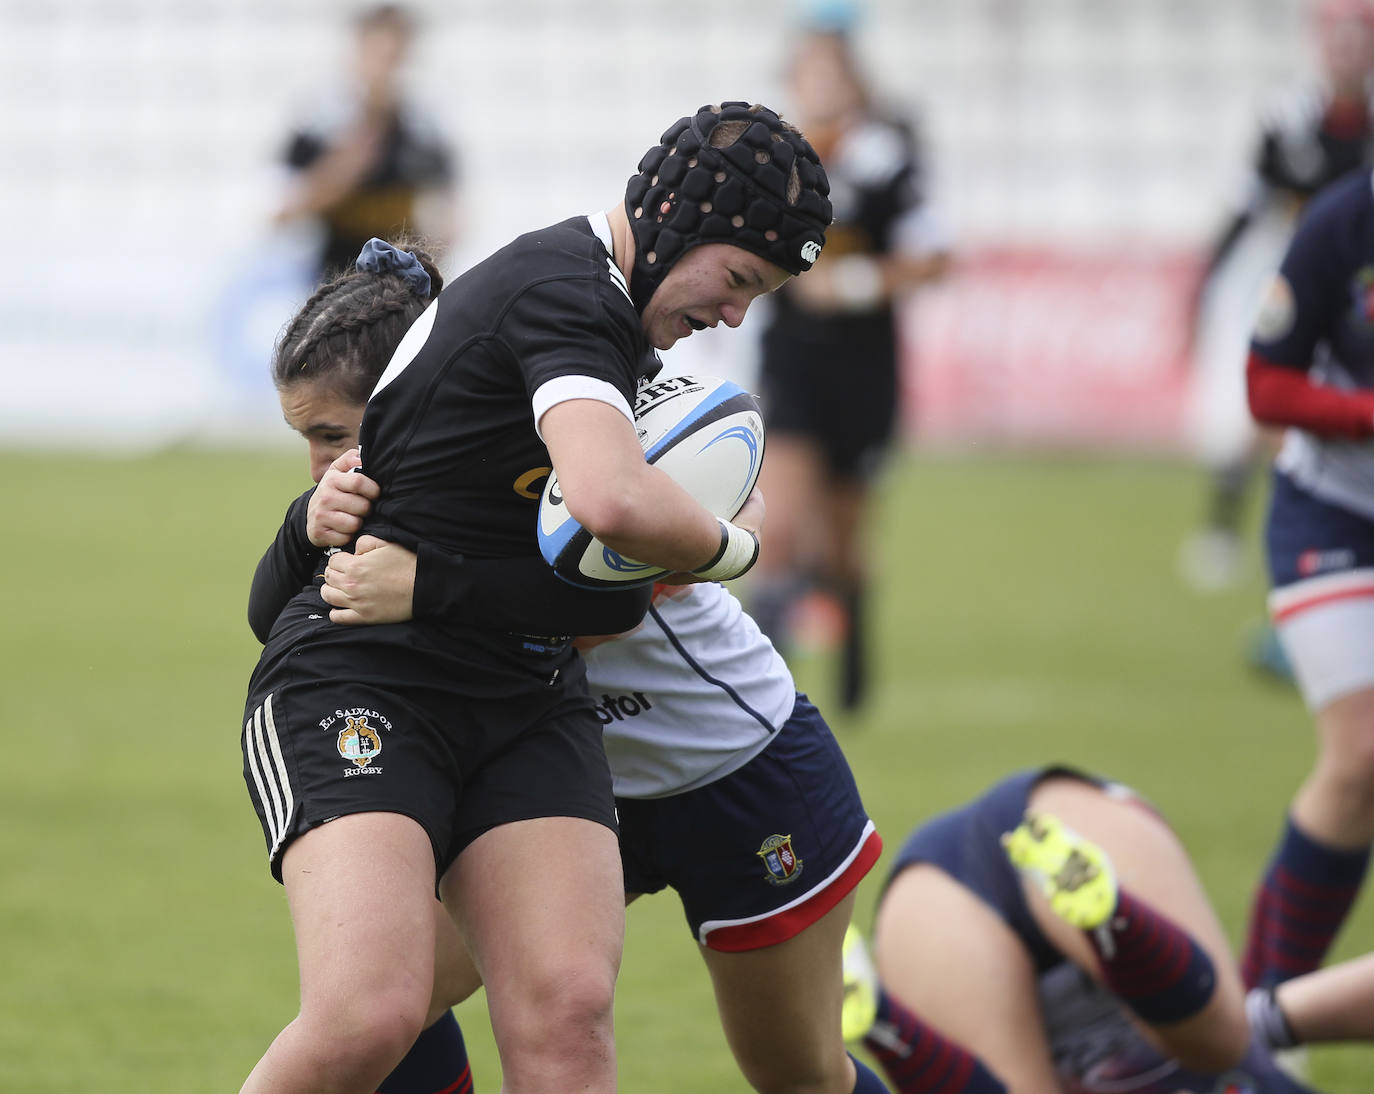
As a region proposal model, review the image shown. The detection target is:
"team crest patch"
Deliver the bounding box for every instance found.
[757,834,803,885]
[318,706,393,777]
[338,716,382,767]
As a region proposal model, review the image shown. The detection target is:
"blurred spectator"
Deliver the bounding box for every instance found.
[749,13,951,712]
[274,3,459,282]
[1179,0,1374,595]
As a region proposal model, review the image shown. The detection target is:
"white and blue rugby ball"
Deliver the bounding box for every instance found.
[537,374,765,589]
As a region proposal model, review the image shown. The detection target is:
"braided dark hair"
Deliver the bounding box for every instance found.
[272,239,444,405]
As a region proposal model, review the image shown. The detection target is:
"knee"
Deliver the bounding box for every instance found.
[503,958,617,1063]
[1174,1005,1251,1076]
[297,989,429,1080]
[732,1043,851,1094]
[1313,728,1374,799]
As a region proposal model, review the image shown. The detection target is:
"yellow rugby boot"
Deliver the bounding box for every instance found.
[840,924,880,1044]
[1003,811,1118,930]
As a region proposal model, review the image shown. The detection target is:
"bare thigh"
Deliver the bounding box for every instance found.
[872,863,1061,1094]
[238,812,441,1094]
[755,434,827,575]
[284,811,439,1028]
[441,816,625,1092]
[699,891,857,1094]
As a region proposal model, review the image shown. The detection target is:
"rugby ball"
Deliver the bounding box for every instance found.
[537,374,765,589]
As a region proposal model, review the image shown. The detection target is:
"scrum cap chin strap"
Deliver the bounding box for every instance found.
[624,102,832,314]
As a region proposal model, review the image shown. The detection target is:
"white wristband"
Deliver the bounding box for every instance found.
[830,255,884,311]
[693,519,761,581]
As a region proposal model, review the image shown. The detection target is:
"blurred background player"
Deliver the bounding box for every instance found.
[1239,165,1374,1000]
[272,3,459,283]
[1178,0,1374,604]
[843,766,1327,1093]
[747,9,951,713]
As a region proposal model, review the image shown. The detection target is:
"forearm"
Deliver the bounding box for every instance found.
[543,399,740,575]
[585,468,731,575]
[1277,952,1374,1043]
[248,489,322,643]
[415,544,650,635]
[1247,352,1374,439]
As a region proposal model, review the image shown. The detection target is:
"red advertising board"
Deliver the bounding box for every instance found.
[904,248,1205,451]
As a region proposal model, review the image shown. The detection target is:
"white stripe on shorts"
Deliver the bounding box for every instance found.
[1269,569,1374,709]
[1269,568,1374,624]
[244,694,296,862]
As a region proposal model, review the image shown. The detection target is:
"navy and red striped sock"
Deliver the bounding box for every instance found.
[1240,816,1370,989]
[376,1010,474,1094]
[1085,888,1217,1025]
[862,989,1006,1093]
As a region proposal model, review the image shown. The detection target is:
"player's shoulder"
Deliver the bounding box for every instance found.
[834,115,920,188]
[283,83,359,142]
[496,216,638,323]
[1298,167,1374,234]
[1256,77,1328,135]
[482,217,619,291]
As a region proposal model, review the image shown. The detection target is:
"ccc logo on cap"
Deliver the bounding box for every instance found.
[801,240,822,264]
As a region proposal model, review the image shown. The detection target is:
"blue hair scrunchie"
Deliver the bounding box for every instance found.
[355,237,432,298]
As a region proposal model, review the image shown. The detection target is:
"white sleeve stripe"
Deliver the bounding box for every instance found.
[531,375,635,439]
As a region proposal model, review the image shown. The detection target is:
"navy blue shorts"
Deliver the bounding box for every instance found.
[881,767,1090,974]
[1265,469,1374,589]
[616,693,881,952]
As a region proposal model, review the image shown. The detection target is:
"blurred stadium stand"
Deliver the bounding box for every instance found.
[0,0,1309,449]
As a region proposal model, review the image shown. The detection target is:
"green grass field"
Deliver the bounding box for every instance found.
[5,447,1372,1091]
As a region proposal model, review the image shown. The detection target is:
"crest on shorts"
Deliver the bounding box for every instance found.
[337,715,382,768]
[757,833,803,885]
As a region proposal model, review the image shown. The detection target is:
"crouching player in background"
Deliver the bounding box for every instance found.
[250,235,905,1093]
[842,767,1338,1093]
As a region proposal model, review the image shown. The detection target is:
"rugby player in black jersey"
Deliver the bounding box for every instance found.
[238,103,831,1094]
[748,24,950,713]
